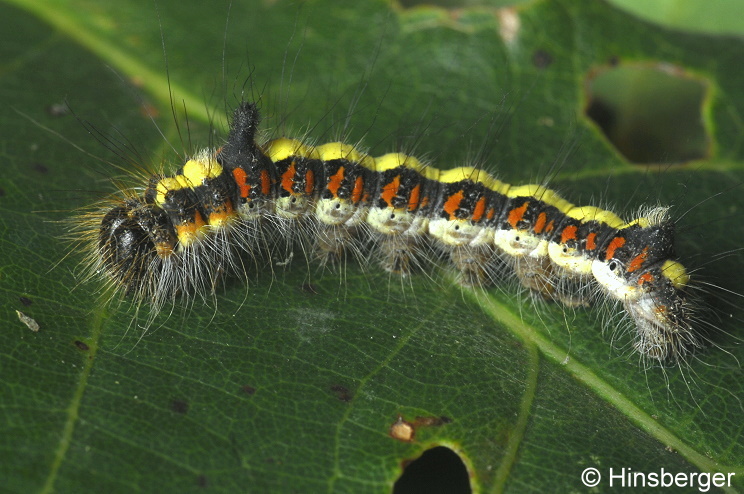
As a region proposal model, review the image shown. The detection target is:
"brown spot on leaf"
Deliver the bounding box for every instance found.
[414,415,453,427]
[140,102,159,119]
[170,399,189,414]
[532,49,553,69]
[196,474,208,488]
[241,385,256,396]
[330,384,353,403]
[19,296,32,306]
[32,162,49,174]
[74,340,89,351]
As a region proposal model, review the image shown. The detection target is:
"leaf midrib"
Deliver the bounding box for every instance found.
[39,303,104,494]
[6,0,223,130]
[472,289,743,479]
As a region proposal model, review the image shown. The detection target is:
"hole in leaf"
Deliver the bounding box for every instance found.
[585,63,709,164]
[393,446,471,494]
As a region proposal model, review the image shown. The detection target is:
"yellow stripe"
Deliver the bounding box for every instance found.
[316,142,375,169]
[508,184,572,213]
[565,206,623,227]
[437,167,508,193]
[264,138,320,161]
[181,157,222,184]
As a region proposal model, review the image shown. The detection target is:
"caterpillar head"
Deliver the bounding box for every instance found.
[591,209,698,360]
[98,199,174,294]
[624,261,698,361]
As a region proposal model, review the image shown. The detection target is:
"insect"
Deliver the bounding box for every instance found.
[72,100,700,362]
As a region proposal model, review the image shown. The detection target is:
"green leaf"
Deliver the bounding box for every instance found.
[1,0,743,492]
[607,0,744,36]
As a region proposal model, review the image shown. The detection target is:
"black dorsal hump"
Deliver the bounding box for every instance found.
[217,102,264,169]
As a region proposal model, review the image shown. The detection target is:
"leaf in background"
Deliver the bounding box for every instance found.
[1,0,742,492]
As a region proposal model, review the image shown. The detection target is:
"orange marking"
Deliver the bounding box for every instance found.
[176,223,195,240]
[208,200,235,225]
[281,161,297,193]
[605,237,626,260]
[352,176,365,203]
[260,169,271,196]
[638,272,654,285]
[443,190,465,219]
[327,167,345,197]
[560,225,578,244]
[586,232,597,250]
[545,220,554,233]
[381,176,401,207]
[232,168,249,198]
[627,246,649,273]
[508,202,529,228]
[209,211,228,224]
[305,170,315,196]
[420,196,429,209]
[472,196,487,222]
[408,184,421,211]
[155,242,174,257]
[533,212,547,233]
[176,210,206,240]
[486,208,495,220]
[193,210,206,228]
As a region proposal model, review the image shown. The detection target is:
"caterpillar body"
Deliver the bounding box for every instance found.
[79,101,698,362]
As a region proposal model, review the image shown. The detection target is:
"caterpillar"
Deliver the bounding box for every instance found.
[73,100,702,363]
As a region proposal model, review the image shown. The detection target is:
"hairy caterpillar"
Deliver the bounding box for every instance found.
[74,101,699,362]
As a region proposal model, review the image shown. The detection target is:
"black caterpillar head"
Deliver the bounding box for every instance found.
[98,199,175,294]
